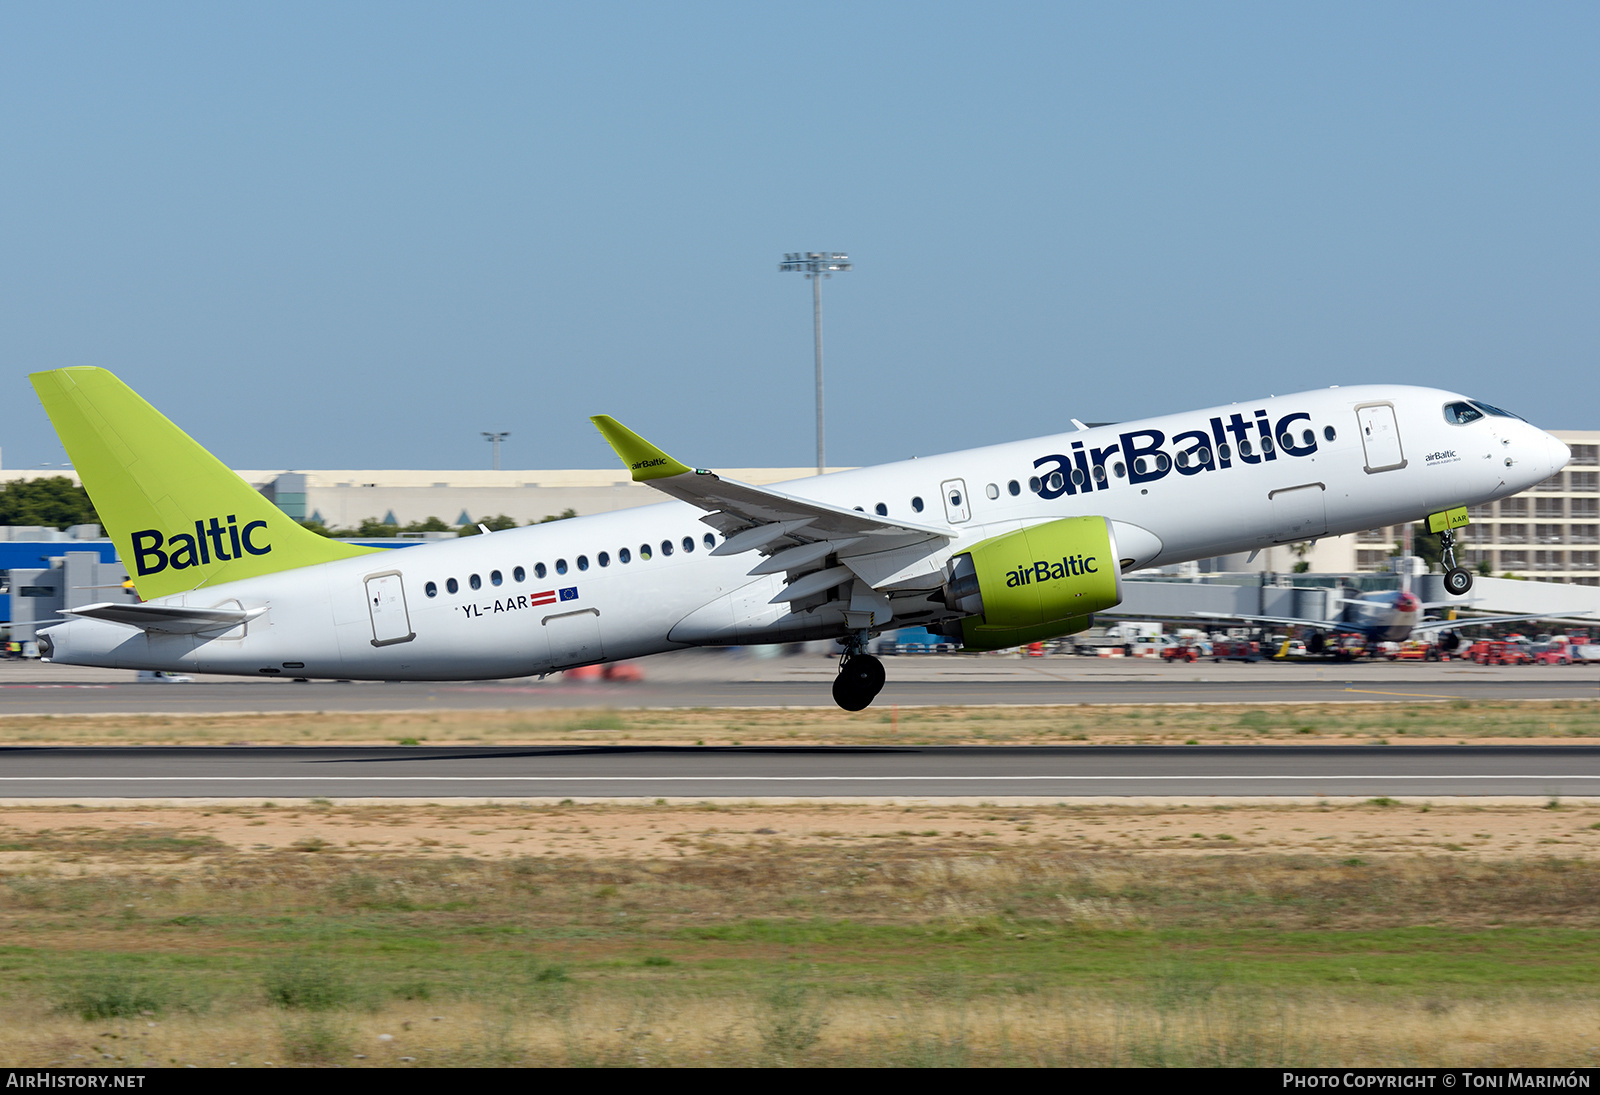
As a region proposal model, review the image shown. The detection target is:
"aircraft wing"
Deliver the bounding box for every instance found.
[1194,611,1340,631]
[1410,611,1591,635]
[589,416,952,549]
[60,601,265,635]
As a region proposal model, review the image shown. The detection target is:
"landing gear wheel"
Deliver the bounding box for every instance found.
[832,653,885,712]
[1444,567,1474,596]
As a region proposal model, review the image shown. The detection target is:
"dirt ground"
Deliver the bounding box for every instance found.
[3,798,1599,868]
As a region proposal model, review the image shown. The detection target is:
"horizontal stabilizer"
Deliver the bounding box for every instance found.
[62,601,266,635]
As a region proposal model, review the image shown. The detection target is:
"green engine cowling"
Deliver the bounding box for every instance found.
[943,516,1123,651]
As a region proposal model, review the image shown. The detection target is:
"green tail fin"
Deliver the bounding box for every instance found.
[30,367,378,600]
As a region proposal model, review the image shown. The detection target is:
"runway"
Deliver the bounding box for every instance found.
[2,743,1597,799]
[1,654,1595,714]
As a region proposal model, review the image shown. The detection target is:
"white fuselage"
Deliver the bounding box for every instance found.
[41,384,1569,679]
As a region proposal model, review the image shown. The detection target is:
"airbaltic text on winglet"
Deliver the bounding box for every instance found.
[131,516,270,576]
[631,457,671,471]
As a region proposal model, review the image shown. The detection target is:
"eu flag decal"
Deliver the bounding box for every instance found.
[559,587,578,601]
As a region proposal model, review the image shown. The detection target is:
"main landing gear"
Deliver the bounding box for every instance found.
[1438,526,1474,596]
[832,630,886,712]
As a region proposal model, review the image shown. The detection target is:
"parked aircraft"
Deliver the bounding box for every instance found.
[32,369,1570,709]
[1201,588,1569,654]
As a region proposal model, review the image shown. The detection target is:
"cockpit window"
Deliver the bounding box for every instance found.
[1469,400,1525,421]
[1444,401,1484,425]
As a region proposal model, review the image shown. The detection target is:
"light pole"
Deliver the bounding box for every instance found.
[779,251,851,475]
[482,431,509,471]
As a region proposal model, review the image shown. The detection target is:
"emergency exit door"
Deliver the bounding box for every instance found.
[365,572,415,646]
[1355,403,1407,473]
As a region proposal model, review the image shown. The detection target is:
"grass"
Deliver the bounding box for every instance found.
[1,699,1598,747]
[3,802,1600,1064]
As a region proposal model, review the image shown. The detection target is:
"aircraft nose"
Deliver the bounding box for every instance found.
[1545,432,1572,475]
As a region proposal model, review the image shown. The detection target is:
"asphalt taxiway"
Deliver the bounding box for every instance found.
[0,742,1595,800]
[0,653,1594,715]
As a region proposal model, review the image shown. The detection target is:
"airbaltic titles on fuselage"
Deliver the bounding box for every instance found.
[131,516,271,576]
[1031,408,1320,500]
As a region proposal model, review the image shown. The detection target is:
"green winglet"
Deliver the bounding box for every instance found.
[590,416,692,481]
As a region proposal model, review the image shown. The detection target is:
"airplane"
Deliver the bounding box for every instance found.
[30,369,1571,710]
[1197,589,1573,657]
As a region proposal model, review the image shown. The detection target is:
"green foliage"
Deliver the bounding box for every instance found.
[1393,523,1444,571]
[337,515,453,538]
[264,954,353,1011]
[279,1014,352,1064]
[539,508,578,523]
[56,972,167,1020]
[759,980,826,1065]
[297,519,335,537]
[457,514,519,536]
[0,476,98,530]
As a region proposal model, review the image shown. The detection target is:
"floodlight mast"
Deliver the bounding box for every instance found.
[778,251,851,475]
[482,431,509,471]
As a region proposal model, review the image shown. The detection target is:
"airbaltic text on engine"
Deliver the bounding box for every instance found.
[1006,555,1098,587]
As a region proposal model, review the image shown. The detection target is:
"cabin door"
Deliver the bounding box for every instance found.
[365,571,415,646]
[1355,403,1407,473]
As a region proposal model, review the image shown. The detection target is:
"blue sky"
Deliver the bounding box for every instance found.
[3,3,1596,472]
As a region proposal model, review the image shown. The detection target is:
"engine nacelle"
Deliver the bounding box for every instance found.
[942,516,1124,651]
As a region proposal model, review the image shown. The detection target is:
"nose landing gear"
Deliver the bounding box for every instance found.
[832,630,886,711]
[1438,527,1474,596]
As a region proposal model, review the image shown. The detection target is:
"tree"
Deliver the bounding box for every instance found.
[457,514,519,536]
[0,477,99,530]
[1392,522,1444,571]
[539,509,578,524]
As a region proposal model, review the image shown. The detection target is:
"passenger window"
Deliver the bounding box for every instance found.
[598,551,610,567]
[1279,433,1293,450]
[1112,462,1126,478]
[1008,480,1020,496]
[620,547,631,564]
[1197,448,1211,465]
[640,544,652,560]
[425,581,438,598]
[555,559,567,575]
[1218,443,1232,460]
[911,496,924,512]
[1176,452,1189,469]
[1048,472,1064,491]
[1323,426,1336,442]
[985,483,999,500]
[1155,453,1171,471]
[577,555,589,571]
[446,578,459,594]
[703,533,715,549]
[1028,476,1042,493]
[469,574,482,590]
[1093,465,1107,483]
[534,562,547,579]
[661,540,674,556]
[1261,435,1275,454]
[682,536,694,553]
[875,502,888,516]
[490,570,502,586]
[1302,429,1314,448]
[1240,439,1254,458]
[513,566,525,582]
[1068,468,1083,487]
